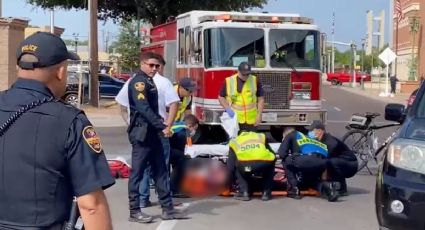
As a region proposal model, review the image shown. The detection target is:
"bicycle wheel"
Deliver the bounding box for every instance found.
[342,129,372,172]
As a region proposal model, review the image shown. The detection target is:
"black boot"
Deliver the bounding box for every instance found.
[261,191,272,201]
[338,179,348,196]
[287,187,302,200]
[129,210,153,223]
[161,207,188,220]
[234,191,251,201]
[321,181,340,202]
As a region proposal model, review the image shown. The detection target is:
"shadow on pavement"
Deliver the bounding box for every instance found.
[185,199,238,216]
[347,186,371,196]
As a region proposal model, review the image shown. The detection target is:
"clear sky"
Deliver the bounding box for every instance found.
[4,0,389,50]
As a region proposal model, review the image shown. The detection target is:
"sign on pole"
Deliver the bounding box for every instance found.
[378,48,397,97]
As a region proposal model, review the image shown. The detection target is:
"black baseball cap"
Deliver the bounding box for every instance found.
[179,77,196,92]
[238,62,252,75]
[307,120,325,131]
[16,32,80,70]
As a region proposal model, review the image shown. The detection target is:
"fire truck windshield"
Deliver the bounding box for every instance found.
[269,29,320,69]
[205,28,265,68]
[204,28,320,70]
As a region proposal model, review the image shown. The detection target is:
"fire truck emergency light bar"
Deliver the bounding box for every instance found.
[199,14,313,24]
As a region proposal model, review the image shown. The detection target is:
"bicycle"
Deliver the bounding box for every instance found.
[342,112,400,174]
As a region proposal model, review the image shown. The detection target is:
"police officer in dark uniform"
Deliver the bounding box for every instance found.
[307,120,358,196]
[127,52,186,223]
[0,32,115,230]
[278,121,339,202]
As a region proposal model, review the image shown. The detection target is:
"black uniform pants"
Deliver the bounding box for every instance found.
[169,148,188,194]
[128,131,172,211]
[327,156,358,182]
[284,154,327,189]
[236,161,274,193]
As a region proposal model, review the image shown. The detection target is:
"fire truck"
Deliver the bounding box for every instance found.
[141,10,327,141]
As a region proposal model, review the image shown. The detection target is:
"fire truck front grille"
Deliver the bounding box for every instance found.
[253,72,291,110]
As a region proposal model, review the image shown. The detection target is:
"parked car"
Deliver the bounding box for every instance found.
[375,82,425,230]
[112,73,132,82]
[64,72,125,105]
[327,71,371,85]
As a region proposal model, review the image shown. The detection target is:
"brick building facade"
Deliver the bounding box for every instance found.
[0,18,29,91]
[394,0,423,82]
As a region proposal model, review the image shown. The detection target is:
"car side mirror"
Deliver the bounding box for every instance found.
[385,103,406,123]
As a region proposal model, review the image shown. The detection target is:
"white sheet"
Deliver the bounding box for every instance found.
[185,143,281,158]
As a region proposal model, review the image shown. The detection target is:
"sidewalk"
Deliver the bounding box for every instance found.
[331,81,410,105]
[81,101,126,128]
[321,73,411,105]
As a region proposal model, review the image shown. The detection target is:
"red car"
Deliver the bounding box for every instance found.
[112,73,132,82]
[327,71,371,85]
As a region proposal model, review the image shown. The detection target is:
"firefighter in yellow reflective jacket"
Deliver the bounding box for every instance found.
[169,77,196,152]
[174,77,196,122]
[228,129,275,201]
[218,62,265,130]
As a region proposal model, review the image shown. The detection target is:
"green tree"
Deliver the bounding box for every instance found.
[26,0,267,25]
[109,20,140,72]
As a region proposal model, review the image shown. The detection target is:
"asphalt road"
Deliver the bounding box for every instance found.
[96,85,397,230]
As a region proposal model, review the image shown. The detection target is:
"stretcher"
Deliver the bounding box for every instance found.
[184,143,282,159]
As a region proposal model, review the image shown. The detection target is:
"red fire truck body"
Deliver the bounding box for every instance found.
[141,11,326,138]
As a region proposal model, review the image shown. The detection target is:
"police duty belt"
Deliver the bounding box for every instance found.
[0,97,56,137]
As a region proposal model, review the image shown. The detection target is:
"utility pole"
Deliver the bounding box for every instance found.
[89,0,99,107]
[351,43,357,88]
[50,8,54,33]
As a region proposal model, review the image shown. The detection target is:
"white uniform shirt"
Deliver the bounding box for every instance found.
[115,72,179,122]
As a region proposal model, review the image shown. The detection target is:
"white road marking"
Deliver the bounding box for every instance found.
[333,107,341,112]
[156,202,191,230]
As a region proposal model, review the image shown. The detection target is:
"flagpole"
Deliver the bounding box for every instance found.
[331,11,335,73]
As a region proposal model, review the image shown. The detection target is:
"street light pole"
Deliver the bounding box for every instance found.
[351,43,357,88]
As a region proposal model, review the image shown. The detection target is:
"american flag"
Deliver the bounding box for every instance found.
[395,0,404,22]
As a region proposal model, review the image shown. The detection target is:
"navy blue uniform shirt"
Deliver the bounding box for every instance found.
[128,71,166,131]
[0,79,115,228]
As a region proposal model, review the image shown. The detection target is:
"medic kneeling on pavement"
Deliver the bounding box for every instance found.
[277,120,358,202]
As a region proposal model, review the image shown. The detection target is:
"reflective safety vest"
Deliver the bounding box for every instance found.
[296,131,328,158]
[229,132,275,162]
[171,121,187,134]
[174,85,191,122]
[225,74,257,124]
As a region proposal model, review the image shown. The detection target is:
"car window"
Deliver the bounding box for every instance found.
[99,75,110,82]
[414,85,425,117]
[67,72,79,84]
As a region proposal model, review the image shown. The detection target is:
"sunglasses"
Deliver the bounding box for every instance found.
[144,62,161,69]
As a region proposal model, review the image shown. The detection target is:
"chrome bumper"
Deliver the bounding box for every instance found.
[200,108,327,126]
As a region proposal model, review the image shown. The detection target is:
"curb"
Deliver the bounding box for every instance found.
[336,85,408,105]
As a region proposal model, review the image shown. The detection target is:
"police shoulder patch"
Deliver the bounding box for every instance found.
[82,126,103,154]
[134,82,145,92]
